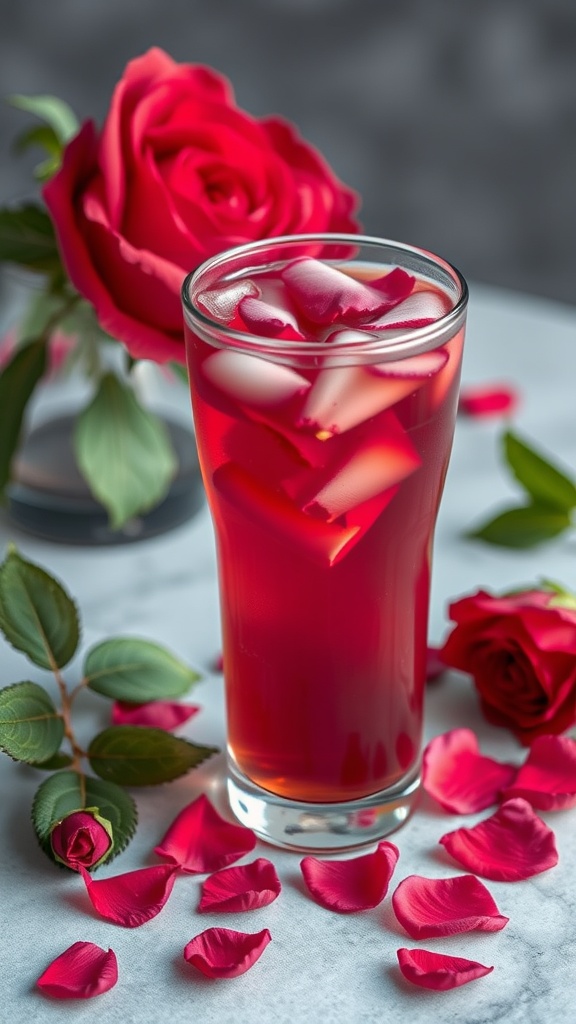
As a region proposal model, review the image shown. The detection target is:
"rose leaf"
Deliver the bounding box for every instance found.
[84,637,201,702]
[0,681,64,764]
[466,503,572,548]
[73,372,178,529]
[0,203,60,270]
[87,726,218,786]
[0,338,47,496]
[0,545,80,669]
[503,429,576,512]
[32,770,137,866]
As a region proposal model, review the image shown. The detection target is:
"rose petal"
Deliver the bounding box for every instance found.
[502,734,576,810]
[78,863,178,927]
[111,700,200,730]
[183,927,271,979]
[439,798,559,880]
[366,288,450,329]
[459,383,519,418]
[426,645,446,682]
[392,874,509,939]
[154,793,257,873]
[422,729,517,813]
[37,942,118,999]
[198,858,281,912]
[281,258,413,326]
[300,841,399,912]
[397,948,494,990]
[238,296,306,340]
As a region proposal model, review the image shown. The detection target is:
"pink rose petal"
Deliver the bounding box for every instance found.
[198,858,281,912]
[459,382,519,418]
[502,734,576,810]
[392,874,509,939]
[238,295,306,340]
[439,798,559,880]
[300,841,399,912]
[154,793,257,873]
[366,288,450,329]
[281,258,414,326]
[37,942,118,999]
[111,700,200,730]
[183,927,271,979]
[397,948,494,990]
[78,863,178,927]
[422,729,517,814]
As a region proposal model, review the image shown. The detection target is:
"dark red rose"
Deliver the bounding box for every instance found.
[43,48,360,365]
[441,588,576,745]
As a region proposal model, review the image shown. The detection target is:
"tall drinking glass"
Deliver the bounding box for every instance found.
[182,235,467,851]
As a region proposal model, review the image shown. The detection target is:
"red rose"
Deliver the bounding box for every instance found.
[441,588,576,745]
[43,48,360,365]
[51,809,113,870]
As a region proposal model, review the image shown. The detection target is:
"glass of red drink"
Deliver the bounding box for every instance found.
[182,235,468,851]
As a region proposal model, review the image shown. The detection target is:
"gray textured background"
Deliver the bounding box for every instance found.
[1,0,575,306]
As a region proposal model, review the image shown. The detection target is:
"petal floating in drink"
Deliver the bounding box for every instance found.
[430,328,465,409]
[294,429,421,523]
[197,279,259,323]
[300,364,422,436]
[238,296,306,340]
[369,349,449,379]
[366,288,450,329]
[281,258,414,326]
[202,350,311,408]
[213,461,360,566]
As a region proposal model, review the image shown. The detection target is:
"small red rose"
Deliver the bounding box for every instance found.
[43,48,360,365]
[441,588,576,744]
[51,809,113,871]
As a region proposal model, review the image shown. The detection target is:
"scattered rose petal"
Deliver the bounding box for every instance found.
[154,793,256,873]
[78,863,178,927]
[397,948,494,990]
[111,699,200,730]
[459,382,519,418]
[198,858,281,912]
[36,942,118,999]
[213,653,224,672]
[300,841,399,912]
[426,645,446,682]
[422,729,517,813]
[439,798,559,880]
[183,927,271,979]
[392,874,509,938]
[502,734,576,810]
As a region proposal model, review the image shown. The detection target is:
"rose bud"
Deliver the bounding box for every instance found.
[51,808,114,871]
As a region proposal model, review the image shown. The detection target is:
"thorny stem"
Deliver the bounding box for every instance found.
[54,665,88,802]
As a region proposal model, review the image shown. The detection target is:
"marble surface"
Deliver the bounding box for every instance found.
[1,283,576,1023]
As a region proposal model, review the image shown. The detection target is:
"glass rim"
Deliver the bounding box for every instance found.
[182,233,469,361]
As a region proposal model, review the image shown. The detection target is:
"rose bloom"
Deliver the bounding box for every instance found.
[51,810,113,870]
[43,47,360,365]
[441,589,576,745]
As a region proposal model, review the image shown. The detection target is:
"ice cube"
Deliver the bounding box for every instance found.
[281,258,412,327]
[197,279,259,322]
[299,364,424,435]
[238,296,306,340]
[212,461,360,566]
[202,350,311,407]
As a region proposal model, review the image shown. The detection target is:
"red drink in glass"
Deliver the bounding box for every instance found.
[183,235,467,850]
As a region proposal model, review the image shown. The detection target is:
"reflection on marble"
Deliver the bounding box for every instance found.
[0,285,575,1023]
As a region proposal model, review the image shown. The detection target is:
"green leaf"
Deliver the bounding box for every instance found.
[13,124,63,181]
[0,203,60,271]
[0,546,80,669]
[0,681,64,764]
[504,430,576,512]
[74,372,178,529]
[32,771,137,865]
[0,338,47,495]
[88,726,217,786]
[9,94,79,145]
[467,503,572,549]
[84,637,201,702]
[31,750,74,770]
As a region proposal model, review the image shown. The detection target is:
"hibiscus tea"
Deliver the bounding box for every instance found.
[183,235,467,850]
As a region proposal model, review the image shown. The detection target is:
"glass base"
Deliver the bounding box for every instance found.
[227,758,421,853]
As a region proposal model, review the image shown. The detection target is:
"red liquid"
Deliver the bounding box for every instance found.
[186,262,464,803]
